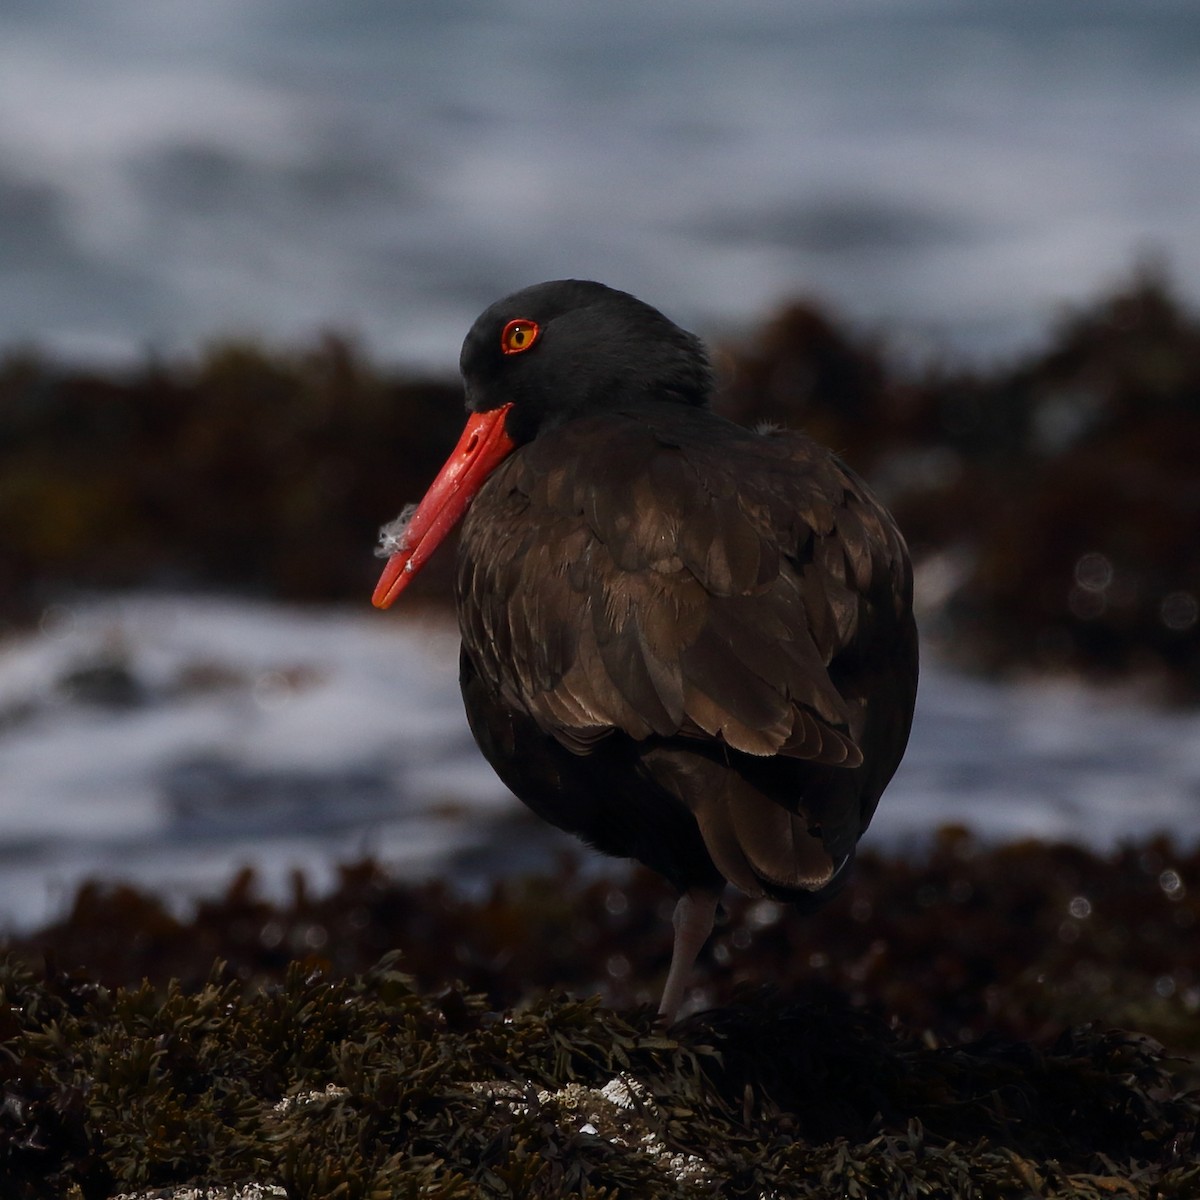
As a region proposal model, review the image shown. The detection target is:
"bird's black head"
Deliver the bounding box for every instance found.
[459,279,715,445]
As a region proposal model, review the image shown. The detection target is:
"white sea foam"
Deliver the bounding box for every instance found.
[0,593,1198,930]
[0,3,1197,365]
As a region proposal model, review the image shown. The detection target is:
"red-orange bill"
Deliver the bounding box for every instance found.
[372,403,516,609]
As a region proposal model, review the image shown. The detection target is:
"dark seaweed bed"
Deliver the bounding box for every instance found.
[2,266,1198,698]
[2,832,1198,1198]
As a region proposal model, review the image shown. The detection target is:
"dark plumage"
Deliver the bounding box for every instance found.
[374,280,918,1017]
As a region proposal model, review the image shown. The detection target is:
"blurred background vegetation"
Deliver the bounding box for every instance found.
[2,267,1197,699]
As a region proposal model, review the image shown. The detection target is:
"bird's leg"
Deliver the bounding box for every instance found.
[658,888,720,1021]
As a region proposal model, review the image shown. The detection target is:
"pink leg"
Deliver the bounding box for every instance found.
[658,889,720,1021]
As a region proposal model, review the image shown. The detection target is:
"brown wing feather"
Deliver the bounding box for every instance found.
[457,402,901,768]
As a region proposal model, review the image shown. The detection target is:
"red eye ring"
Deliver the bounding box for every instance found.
[500,318,541,356]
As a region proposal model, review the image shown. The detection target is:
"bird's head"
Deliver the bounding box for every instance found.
[373,280,713,609]
[459,279,713,442]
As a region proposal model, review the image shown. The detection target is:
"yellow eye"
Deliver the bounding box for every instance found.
[500,318,540,356]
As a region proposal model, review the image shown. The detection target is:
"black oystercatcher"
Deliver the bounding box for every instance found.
[374,280,918,1018]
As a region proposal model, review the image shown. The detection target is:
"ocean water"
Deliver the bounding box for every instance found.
[1,594,1198,930]
[1,0,1198,368]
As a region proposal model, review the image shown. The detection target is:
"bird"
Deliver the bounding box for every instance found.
[373,279,918,1019]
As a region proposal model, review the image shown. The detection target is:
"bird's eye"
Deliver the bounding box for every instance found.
[500,318,540,356]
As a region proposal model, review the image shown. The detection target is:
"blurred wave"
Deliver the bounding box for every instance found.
[1,594,1198,931]
[1,1,1199,364]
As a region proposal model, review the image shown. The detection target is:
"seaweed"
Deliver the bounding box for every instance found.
[1,953,1197,1199]
[0,336,464,615]
[10,833,1198,1056]
[3,267,1199,695]
[2,837,1199,1198]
